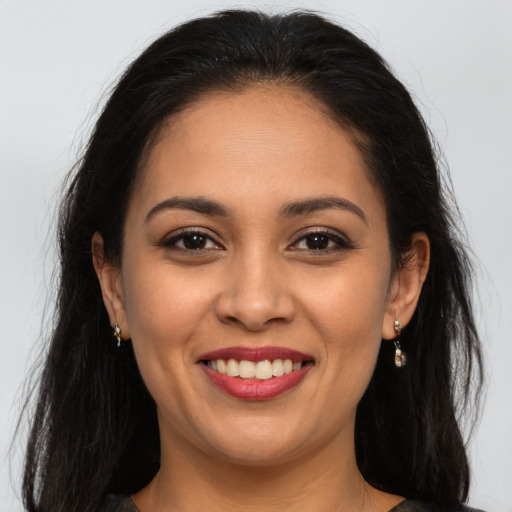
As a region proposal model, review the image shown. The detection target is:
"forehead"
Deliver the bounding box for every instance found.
[132,84,384,220]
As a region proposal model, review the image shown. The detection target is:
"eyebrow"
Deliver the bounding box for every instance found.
[280,196,367,225]
[145,196,230,223]
[145,195,367,225]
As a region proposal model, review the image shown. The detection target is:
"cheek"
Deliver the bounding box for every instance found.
[119,263,213,411]
[307,264,389,341]
[121,260,214,347]
[302,263,390,386]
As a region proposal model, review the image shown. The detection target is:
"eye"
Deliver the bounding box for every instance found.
[160,229,223,252]
[290,230,353,252]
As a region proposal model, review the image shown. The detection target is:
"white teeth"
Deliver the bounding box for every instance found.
[272,359,284,377]
[239,360,255,379]
[226,358,239,377]
[217,359,227,374]
[255,360,273,380]
[209,357,306,380]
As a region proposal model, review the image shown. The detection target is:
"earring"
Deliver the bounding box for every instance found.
[393,319,406,367]
[113,323,122,347]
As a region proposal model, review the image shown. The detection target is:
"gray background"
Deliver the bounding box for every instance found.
[1,1,510,511]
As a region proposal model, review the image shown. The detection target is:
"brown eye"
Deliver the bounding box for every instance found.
[290,229,354,253]
[305,234,330,250]
[160,229,223,252]
[182,233,208,250]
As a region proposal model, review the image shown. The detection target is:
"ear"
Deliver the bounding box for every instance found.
[91,232,130,340]
[382,232,430,339]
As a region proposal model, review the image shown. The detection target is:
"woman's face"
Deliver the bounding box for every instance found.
[104,85,403,465]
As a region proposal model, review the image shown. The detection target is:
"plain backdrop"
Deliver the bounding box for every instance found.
[1,1,511,511]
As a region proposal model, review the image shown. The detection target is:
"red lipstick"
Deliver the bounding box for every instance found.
[199,346,312,363]
[198,346,314,400]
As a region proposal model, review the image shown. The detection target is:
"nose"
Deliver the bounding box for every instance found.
[215,250,296,331]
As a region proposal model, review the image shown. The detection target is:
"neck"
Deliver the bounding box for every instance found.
[132,423,402,512]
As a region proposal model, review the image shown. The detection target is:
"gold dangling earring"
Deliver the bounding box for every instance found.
[393,319,406,367]
[113,323,122,348]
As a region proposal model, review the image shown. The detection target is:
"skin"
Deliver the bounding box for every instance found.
[93,84,429,512]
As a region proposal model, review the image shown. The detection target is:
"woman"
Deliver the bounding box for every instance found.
[22,9,484,512]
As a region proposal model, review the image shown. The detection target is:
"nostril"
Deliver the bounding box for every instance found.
[216,298,295,331]
[214,273,296,330]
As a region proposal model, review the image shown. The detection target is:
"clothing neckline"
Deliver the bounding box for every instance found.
[128,496,413,512]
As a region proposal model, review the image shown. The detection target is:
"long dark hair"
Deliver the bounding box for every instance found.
[22,10,483,512]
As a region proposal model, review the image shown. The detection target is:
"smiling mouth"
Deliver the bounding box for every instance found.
[202,358,312,380]
[197,347,315,399]
[197,347,314,399]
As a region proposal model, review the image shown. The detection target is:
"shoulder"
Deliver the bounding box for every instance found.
[391,499,486,512]
[95,494,139,512]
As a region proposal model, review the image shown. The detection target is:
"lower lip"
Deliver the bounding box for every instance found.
[200,363,313,400]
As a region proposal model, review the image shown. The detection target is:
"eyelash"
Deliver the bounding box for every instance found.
[160,228,223,252]
[159,228,353,254]
[289,229,354,252]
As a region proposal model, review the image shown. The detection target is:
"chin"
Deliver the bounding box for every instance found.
[209,439,307,467]
[188,412,339,468]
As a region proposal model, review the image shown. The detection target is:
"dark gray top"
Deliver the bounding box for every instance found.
[96,494,484,511]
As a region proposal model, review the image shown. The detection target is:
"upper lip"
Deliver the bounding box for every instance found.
[198,346,314,363]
